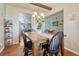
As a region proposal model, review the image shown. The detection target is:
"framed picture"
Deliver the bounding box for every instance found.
[52,21,58,26]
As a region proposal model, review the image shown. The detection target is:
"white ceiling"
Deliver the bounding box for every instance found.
[5,3,57,16]
[5,3,52,15]
[5,3,79,17]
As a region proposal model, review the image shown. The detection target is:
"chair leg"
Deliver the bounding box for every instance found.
[55,52,58,56]
[43,49,47,56]
[24,50,28,56]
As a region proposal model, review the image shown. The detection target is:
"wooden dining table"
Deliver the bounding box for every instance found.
[24,32,64,56]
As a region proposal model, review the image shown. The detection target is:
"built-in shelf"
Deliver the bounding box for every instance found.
[4,19,13,46]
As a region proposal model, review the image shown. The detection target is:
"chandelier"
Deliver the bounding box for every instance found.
[32,9,45,21]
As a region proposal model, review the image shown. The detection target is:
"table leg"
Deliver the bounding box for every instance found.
[32,43,34,56]
[60,39,64,56]
[32,43,38,56]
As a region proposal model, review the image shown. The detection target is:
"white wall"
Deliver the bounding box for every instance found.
[63,4,79,53]
[0,4,4,53]
[0,4,32,53]
[47,4,79,53]
[5,5,32,44]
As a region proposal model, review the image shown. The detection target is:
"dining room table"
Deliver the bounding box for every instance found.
[24,32,64,56]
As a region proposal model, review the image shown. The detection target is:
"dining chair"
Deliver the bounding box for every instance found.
[41,31,64,56]
[22,33,32,56]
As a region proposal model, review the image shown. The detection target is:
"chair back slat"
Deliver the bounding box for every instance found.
[49,32,64,51]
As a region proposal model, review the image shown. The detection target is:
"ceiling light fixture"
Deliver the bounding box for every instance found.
[32,8,45,21]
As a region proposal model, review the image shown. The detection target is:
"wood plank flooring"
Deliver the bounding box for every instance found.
[0,44,78,56]
[0,39,78,56]
[0,44,24,56]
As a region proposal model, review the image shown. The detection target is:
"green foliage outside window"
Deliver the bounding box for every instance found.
[37,20,43,30]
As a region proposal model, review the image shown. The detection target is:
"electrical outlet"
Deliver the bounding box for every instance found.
[64,35,67,37]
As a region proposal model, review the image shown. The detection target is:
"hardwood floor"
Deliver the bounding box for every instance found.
[64,49,79,56]
[0,44,24,56]
[0,43,78,56]
[0,38,78,56]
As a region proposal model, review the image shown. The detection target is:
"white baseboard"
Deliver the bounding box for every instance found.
[0,46,4,53]
[65,47,79,55]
